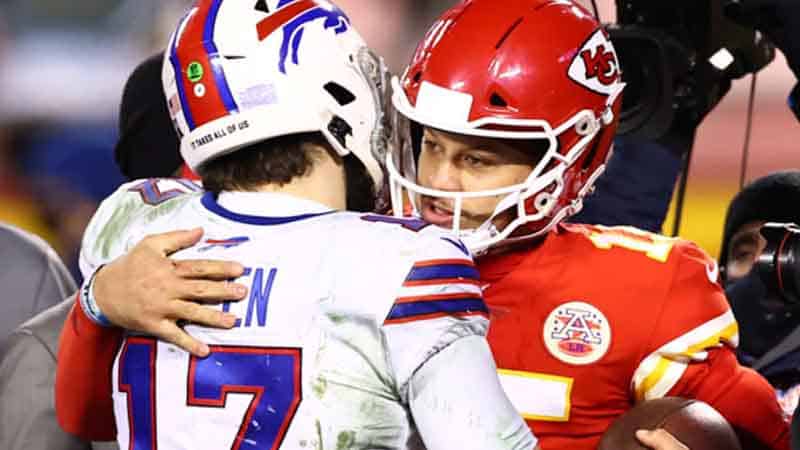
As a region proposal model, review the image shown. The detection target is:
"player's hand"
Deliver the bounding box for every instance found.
[92,228,247,357]
[636,429,690,450]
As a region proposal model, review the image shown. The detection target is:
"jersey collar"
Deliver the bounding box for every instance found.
[201,191,335,225]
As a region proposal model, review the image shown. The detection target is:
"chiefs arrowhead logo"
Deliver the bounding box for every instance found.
[568,28,621,95]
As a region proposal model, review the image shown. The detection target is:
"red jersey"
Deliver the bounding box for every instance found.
[481,223,788,450]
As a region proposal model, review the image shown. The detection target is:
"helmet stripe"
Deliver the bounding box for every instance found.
[170,13,196,130]
[203,0,239,114]
[256,0,317,41]
[174,0,235,129]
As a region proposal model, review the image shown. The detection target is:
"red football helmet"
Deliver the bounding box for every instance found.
[388,0,625,253]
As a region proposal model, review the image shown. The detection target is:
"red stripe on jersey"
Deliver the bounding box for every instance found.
[256,0,318,40]
[395,292,484,304]
[412,258,475,268]
[174,2,230,128]
[384,310,489,325]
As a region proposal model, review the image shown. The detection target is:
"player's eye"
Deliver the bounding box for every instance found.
[731,245,756,264]
[422,139,440,152]
[463,154,484,166]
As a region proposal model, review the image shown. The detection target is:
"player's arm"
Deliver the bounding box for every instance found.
[409,335,537,450]
[632,243,789,450]
[56,297,122,441]
[380,231,536,449]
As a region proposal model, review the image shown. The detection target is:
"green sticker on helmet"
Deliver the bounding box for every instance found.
[187,62,204,83]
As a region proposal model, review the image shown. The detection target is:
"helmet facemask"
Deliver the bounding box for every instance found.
[388,78,624,254]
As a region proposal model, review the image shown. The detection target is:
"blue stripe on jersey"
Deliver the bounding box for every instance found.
[386,298,489,321]
[203,0,239,114]
[406,264,479,282]
[201,192,335,225]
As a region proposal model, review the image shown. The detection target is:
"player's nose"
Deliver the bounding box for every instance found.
[424,160,462,192]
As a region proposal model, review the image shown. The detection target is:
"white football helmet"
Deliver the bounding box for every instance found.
[162,0,391,192]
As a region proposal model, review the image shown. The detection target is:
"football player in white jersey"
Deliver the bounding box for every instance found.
[62,1,537,449]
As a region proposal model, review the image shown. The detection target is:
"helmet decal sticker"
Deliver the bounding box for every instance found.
[567,28,621,95]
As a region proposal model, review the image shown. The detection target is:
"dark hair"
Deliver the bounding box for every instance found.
[201,132,376,212]
[115,52,182,180]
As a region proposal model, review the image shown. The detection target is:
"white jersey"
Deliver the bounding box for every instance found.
[80,179,535,450]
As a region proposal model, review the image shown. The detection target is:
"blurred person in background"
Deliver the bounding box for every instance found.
[0,51,180,450]
[0,221,75,350]
[720,171,800,417]
[0,123,57,242]
[22,126,126,282]
[0,221,80,448]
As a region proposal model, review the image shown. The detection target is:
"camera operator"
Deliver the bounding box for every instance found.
[720,171,800,418]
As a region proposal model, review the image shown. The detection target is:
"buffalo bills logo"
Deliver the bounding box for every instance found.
[199,236,251,252]
[256,0,350,74]
[567,29,621,95]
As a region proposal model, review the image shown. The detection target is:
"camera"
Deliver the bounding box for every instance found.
[755,222,800,305]
[610,0,775,140]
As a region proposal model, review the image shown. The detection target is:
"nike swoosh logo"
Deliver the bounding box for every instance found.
[706,261,720,283]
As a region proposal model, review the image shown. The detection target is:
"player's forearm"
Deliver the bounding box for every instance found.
[55,295,122,441]
[673,349,789,450]
[409,336,537,450]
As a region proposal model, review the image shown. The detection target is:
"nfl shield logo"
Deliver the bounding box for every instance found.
[543,301,611,365]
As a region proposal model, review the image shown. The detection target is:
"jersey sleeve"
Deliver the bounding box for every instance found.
[379,231,490,399]
[56,297,122,441]
[631,241,790,450]
[631,241,736,402]
[78,178,201,279]
[409,335,536,450]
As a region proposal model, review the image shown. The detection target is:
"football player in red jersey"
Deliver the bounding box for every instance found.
[54,1,787,449]
[383,1,788,449]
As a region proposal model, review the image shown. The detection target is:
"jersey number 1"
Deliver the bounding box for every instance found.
[118,337,302,450]
[588,226,675,263]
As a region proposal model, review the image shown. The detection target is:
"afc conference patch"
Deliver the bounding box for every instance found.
[543,301,611,365]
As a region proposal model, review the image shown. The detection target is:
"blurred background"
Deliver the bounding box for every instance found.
[0,0,796,280]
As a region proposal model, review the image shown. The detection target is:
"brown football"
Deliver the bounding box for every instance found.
[597,397,742,450]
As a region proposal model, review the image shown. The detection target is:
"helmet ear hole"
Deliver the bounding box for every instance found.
[324,82,356,106]
[490,93,509,108]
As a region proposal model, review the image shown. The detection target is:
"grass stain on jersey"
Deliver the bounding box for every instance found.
[327,312,347,324]
[336,430,356,450]
[312,374,328,398]
[96,197,141,259]
[95,193,195,259]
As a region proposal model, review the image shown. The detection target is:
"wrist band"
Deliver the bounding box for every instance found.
[79,267,113,327]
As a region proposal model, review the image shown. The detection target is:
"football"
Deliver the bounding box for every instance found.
[597,397,742,450]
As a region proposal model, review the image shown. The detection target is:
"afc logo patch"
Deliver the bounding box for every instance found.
[567,28,621,95]
[543,301,611,365]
